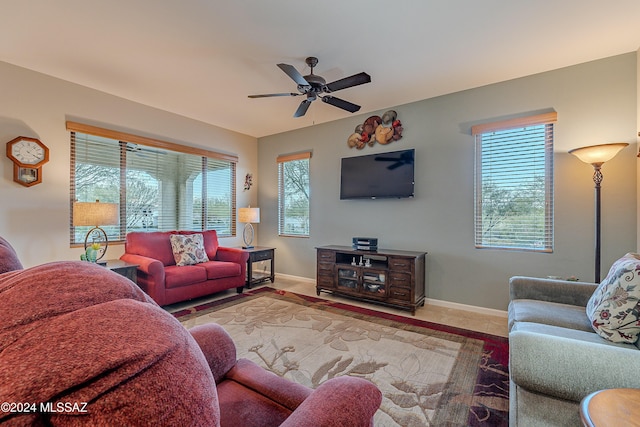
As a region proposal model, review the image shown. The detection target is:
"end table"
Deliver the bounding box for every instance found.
[581,388,640,426]
[104,259,139,285]
[240,246,275,288]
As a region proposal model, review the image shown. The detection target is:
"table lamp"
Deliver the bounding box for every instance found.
[73,200,119,262]
[238,207,260,249]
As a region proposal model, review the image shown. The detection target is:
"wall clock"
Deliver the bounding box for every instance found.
[6,136,49,187]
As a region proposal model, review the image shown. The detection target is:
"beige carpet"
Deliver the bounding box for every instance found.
[175,288,509,426]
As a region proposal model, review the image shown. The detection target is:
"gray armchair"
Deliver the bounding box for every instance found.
[508,276,640,426]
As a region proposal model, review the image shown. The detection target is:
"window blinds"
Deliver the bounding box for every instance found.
[472,113,556,251]
[69,124,236,245]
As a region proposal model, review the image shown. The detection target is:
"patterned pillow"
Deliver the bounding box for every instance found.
[586,253,640,343]
[169,234,209,266]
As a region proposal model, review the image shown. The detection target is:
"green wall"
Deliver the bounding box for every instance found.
[258,53,638,311]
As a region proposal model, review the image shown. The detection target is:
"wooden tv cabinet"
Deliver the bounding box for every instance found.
[316,245,426,315]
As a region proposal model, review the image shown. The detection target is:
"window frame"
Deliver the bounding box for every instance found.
[67,121,237,246]
[277,151,311,238]
[471,112,556,252]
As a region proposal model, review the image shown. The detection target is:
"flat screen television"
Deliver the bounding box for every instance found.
[340,148,415,200]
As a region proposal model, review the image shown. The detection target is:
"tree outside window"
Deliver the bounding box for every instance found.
[278,153,311,237]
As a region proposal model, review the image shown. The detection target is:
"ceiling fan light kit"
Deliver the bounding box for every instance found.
[249,57,371,118]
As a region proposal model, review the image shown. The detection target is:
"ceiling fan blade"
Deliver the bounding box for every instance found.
[325,72,371,92]
[294,99,312,117]
[248,92,300,98]
[321,96,361,113]
[277,63,310,86]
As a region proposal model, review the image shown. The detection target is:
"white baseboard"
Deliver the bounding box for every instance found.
[275,273,316,284]
[276,273,508,318]
[425,298,508,318]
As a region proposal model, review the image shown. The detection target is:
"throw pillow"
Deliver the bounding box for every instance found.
[170,234,209,266]
[586,253,640,343]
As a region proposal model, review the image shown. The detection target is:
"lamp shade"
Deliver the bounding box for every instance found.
[568,143,628,166]
[73,201,119,226]
[238,207,260,224]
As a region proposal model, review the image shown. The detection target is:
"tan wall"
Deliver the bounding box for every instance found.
[0,61,258,267]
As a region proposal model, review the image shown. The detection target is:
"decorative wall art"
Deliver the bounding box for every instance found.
[244,173,253,191]
[347,110,403,149]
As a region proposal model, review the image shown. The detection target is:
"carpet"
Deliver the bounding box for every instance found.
[173,288,509,426]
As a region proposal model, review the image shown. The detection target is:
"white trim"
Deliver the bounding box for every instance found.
[425,298,508,318]
[276,273,508,318]
[275,273,316,284]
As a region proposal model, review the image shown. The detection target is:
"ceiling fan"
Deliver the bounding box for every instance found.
[248,57,371,118]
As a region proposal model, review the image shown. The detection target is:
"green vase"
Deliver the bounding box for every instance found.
[84,247,98,263]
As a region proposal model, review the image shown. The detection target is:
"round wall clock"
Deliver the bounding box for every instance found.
[6,136,49,187]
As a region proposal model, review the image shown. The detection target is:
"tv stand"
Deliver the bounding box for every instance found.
[316,245,426,315]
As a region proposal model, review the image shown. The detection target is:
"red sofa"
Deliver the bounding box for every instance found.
[120,230,249,306]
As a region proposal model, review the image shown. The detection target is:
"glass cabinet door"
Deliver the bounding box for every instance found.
[362,269,386,298]
[337,267,359,291]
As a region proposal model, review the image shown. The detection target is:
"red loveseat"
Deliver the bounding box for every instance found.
[120,230,249,306]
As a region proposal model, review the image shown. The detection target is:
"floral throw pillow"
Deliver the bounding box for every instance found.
[586,253,640,343]
[169,234,209,266]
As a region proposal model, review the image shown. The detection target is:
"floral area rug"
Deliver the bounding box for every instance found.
[173,288,509,426]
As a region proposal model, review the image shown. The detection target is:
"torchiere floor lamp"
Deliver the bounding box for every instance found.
[569,142,628,282]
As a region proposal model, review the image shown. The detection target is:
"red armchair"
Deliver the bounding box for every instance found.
[0,258,381,426]
[0,235,22,274]
[191,322,382,427]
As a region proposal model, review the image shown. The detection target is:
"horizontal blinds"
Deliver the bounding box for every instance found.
[278,156,310,237]
[70,131,236,245]
[66,121,238,163]
[70,132,122,244]
[474,118,554,251]
[204,157,236,236]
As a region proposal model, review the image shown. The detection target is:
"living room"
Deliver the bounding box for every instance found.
[1,48,638,312]
[1,2,640,425]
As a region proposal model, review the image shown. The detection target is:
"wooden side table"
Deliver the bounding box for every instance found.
[581,388,640,427]
[241,246,275,288]
[104,259,139,285]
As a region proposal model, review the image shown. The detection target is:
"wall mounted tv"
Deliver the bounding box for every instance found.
[340,148,415,200]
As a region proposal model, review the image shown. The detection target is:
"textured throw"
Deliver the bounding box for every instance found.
[173,288,509,426]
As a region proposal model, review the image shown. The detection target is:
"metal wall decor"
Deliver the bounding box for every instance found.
[244,173,253,191]
[347,110,403,149]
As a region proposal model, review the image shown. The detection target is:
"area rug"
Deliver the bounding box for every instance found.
[173,288,509,426]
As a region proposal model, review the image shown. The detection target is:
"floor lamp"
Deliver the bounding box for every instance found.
[568,143,628,282]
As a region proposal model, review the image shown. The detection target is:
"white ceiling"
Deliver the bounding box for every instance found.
[1,1,640,138]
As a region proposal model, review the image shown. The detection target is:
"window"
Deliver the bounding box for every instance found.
[277,152,311,237]
[472,112,556,252]
[68,122,236,245]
